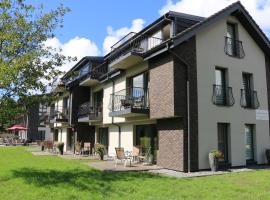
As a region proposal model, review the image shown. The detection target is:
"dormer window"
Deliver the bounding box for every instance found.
[224,22,245,58]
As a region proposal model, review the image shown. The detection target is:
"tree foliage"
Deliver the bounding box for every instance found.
[0,0,71,127]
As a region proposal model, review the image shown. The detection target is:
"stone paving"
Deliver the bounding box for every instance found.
[86,160,163,172]
[148,165,270,178]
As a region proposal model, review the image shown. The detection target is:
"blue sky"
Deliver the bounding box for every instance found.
[28,0,166,47]
[26,0,270,72]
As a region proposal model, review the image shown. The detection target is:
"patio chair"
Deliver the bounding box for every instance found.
[75,142,82,155]
[115,147,132,168]
[46,141,54,152]
[82,142,91,156]
[131,146,140,162]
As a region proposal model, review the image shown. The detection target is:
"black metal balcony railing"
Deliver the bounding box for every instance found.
[240,89,260,109]
[109,32,163,64]
[49,106,69,121]
[77,102,90,117]
[77,101,103,120]
[109,87,149,112]
[80,62,108,83]
[224,37,245,58]
[212,85,235,106]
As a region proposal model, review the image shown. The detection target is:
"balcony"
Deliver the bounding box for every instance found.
[212,85,235,106]
[240,89,260,109]
[80,62,108,87]
[109,87,149,117]
[49,107,69,123]
[224,37,245,58]
[77,101,103,122]
[39,113,49,125]
[108,32,163,69]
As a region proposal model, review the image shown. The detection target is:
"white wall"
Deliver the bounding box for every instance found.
[107,124,133,156]
[102,62,148,125]
[196,16,270,169]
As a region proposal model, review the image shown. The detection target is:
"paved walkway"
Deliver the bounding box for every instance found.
[149,165,270,178]
[86,160,162,172]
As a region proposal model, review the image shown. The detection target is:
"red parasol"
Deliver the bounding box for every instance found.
[6,124,28,131]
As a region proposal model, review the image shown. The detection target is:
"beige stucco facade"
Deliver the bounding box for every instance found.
[196,16,270,169]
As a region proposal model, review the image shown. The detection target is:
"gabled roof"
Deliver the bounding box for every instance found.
[104,11,204,59]
[171,1,270,57]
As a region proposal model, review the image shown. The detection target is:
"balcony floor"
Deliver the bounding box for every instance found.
[109,107,149,118]
[109,52,143,69]
[80,77,99,87]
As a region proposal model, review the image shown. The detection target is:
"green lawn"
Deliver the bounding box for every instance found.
[0,147,270,200]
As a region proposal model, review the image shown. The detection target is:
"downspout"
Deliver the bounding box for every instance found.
[166,43,191,173]
[111,79,121,148]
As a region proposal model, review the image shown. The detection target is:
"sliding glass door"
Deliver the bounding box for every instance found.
[135,124,158,163]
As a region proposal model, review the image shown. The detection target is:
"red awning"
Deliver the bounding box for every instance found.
[6,124,28,131]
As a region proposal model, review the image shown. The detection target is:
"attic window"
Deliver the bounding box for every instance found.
[224,22,245,58]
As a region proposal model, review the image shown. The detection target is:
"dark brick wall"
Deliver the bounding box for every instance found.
[173,37,198,172]
[77,124,95,150]
[27,103,40,141]
[157,117,185,171]
[71,86,90,125]
[149,53,175,119]
[148,37,198,172]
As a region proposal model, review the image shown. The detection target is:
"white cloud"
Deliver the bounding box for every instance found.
[159,0,270,37]
[44,36,100,73]
[102,19,145,54]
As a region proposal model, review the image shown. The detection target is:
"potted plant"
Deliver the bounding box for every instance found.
[209,150,223,172]
[57,142,65,155]
[41,141,45,151]
[266,149,270,164]
[95,143,105,160]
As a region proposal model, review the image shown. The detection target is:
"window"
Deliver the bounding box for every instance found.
[217,123,229,163]
[213,68,234,106]
[245,124,255,162]
[215,68,226,105]
[226,23,237,56]
[38,130,45,141]
[128,72,148,98]
[240,73,259,109]
[97,128,109,148]
[225,22,245,58]
[79,64,89,77]
[242,73,252,107]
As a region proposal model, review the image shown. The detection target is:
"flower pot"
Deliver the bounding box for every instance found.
[41,145,45,151]
[60,150,64,155]
[209,153,218,172]
[99,152,104,160]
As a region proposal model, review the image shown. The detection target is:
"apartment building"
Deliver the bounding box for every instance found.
[17,101,51,141]
[48,2,270,172]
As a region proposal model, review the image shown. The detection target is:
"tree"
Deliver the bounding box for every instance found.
[0,0,72,127]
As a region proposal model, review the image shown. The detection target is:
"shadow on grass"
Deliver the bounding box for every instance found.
[12,167,163,195]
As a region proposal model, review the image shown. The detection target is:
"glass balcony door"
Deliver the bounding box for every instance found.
[135,124,158,163]
[245,125,255,162]
[217,123,229,163]
[215,68,226,105]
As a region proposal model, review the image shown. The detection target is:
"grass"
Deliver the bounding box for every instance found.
[1,147,270,200]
